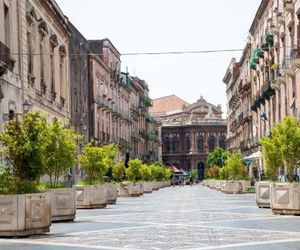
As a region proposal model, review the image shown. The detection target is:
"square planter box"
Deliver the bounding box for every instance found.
[152,181,160,190]
[106,183,117,204]
[256,182,271,208]
[46,187,76,222]
[215,181,222,190]
[222,181,242,194]
[143,182,153,193]
[76,184,107,209]
[0,193,51,237]
[118,183,142,197]
[271,183,300,215]
[239,180,251,193]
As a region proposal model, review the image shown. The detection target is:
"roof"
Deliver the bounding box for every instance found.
[149,95,190,115]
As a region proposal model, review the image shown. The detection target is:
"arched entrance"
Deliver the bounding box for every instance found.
[198,162,205,181]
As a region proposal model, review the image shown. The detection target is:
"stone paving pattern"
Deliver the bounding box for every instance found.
[1,185,300,249]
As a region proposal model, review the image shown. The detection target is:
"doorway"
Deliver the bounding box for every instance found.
[198,162,205,181]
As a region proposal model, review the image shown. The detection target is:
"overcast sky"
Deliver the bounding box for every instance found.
[57,0,261,115]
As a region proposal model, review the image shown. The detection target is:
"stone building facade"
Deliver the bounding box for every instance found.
[0,0,70,128]
[69,22,90,143]
[151,95,227,179]
[224,0,300,159]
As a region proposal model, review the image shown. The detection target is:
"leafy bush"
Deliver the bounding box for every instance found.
[126,159,143,181]
[78,144,114,184]
[223,153,246,180]
[219,167,228,180]
[112,161,125,182]
[151,164,165,181]
[0,111,48,194]
[207,147,230,168]
[163,167,173,180]
[206,165,220,179]
[139,164,152,181]
[44,118,79,188]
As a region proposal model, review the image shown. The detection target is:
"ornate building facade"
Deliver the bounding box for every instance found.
[151,95,227,179]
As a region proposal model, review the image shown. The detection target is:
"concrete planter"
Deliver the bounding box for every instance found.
[239,180,251,193]
[118,183,143,197]
[0,193,51,237]
[143,182,153,193]
[222,181,242,194]
[152,181,160,190]
[46,187,76,222]
[271,183,300,215]
[256,182,271,208]
[76,184,107,209]
[215,181,222,190]
[106,183,117,204]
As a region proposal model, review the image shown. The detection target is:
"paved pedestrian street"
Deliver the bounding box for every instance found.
[2,185,300,250]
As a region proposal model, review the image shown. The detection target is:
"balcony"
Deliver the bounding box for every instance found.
[282,57,295,78]
[277,12,285,26]
[284,0,294,13]
[0,41,11,76]
[290,46,300,69]
[139,128,147,138]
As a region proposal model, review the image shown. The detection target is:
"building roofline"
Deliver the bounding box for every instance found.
[249,0,269,35]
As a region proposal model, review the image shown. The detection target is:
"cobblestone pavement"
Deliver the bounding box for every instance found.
[2,185,300,249]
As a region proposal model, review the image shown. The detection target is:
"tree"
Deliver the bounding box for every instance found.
[112,161,125,182]
[270,116,300,176]
[126,159,143,182]
[101,144,119,179]
[150,164,164,181]
[207,147,229,168]
[44,118,79,188]
[223,153,246,180]
[261,136,282,180]
[78,144,111,183]
[139,164,152,181]
[0,111,48,193]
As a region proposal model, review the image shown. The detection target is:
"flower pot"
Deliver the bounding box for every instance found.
[271,183,300,215]
[118,183,142,197]
[143,182,153,193]
[0,193,51,237]
[46,187,76,222]
[106,183,117,204]
[76,184,107,209]
[256,182,271,208]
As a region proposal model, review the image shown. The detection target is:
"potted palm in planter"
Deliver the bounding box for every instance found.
[263,117,300,215]
[102,144,119,204]
[76,144,113,208]
[0,112,51,236]
[43,118,79,221]
[140,164,153,193]
[121,159,143,197]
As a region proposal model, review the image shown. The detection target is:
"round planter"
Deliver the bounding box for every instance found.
[46,187,76,222]
[0,192,51,237]
[76,184,107,209]
[106,183,117,204]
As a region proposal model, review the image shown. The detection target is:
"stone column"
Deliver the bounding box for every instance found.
[189,130,196,154]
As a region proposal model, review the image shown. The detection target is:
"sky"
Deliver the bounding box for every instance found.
[56,0,261,115]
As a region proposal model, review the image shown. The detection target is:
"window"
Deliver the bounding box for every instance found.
[171,137,179,153]
[27,32,33,76]
[4,4,10,47]
[219,136,226,150]
[40,39,45,92]
[197,136,204,152]
[50,47,55,101]
[208,135,216,152]
[60,55,65,105]
[163,137,170,153]
[185,136,190,152]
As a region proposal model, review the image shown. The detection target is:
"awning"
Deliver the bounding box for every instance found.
[172,166,182,173]
[244,151,262,160]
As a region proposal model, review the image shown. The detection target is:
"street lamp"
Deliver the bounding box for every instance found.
[3,100,30,121]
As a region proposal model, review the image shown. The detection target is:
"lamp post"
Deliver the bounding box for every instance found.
[3,100,30,121]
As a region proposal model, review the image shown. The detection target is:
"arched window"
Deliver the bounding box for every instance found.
[163,136,170,153]
[171,137,179,153]
[208,135,216,152]
[185,136,190,152]
[197,136,204,152]
[219,136,226,149]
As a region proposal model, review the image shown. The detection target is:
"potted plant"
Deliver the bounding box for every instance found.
[102,144,119,204]
[140,164,153,193]
[120,159,143,197]
[112,161,126,197]
[76,144,112,208]
[151,164,165,189]
[43,118,79,221]
[162,166,172,187]
[0,112,51,236]
[263,117,300,215]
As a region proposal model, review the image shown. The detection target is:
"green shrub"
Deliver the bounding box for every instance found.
[206,165,220,179]
[139,164,152,181]
[223,153,246,180]
[126,159,143,182]
[112,161,125,182]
